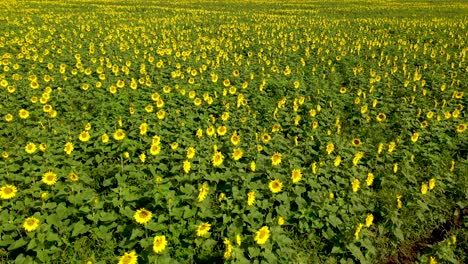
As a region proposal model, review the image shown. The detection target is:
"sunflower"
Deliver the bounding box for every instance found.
[271,152,282,166]
[206,126,215,137]
[79,131,90,142]
[352,179,360,192]
[428,178,436,190]
[170,142,179,150]
[42,171,58,186]
[230,131,240,145]
[0,185,17,200]
[223,79,231,87]
[221,112,229,121]
[118,251,137,264]
[150,144,161,156]
[196,128,203,138]
[139,123,148,135]
[101,134,109,143]
[63,142,72,154]
[420,120,428,128]
[376,113,386,122]
[353,152,364,166]
[218,192,225,202]
[23,217,40,232]
[134,208,152,224]
[232,148,243,161]
[291,169,302,183]
[278,216,285,226]
[334,156,342,167]
[68,172,79,182]
[19,109,30,119]
[354,223,363,240]
[183,160,191,174]
[254,226,270,245]
[365,214,374,227]
[25,142,37,154]
[411,132,419,142]
[4,113,13,122]
[421,183,428,195]
[351,138,361,147]
[456,123,466,133]
[269,179,283,193]
[198,183,209,202]
[261,133,271,143]
[157,110,166,120]
[187,147,196,159]
[250,161,256,172]
[196,223,211,237]
[152,135,161,145]
[153,235,167,254]
[272,123,281,132]
[43,104,52,113]
[326,143,334,155]
[212,151,224,167]
[257,144,263,152]
[114,129,126,141]
[366,173,374,186]
[217,126,227,136]
[223,239,233,259]
[247,191,255,206]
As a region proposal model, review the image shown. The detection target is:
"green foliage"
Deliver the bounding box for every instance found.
[0,0,467,263]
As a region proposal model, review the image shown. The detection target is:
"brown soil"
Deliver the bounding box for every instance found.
[381,208,467,264]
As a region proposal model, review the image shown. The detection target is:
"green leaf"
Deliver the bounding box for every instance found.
[71,221,89,237]
[394,227,404,241]
[8,238,28,250]
[328,214,343,228]
[130,228,144,240]
[347,244,367,263]
[46,232,61,242]
[248,247,260,258]
[26,239,37,251]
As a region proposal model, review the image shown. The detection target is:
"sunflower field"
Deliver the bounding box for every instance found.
[0,0,467,263]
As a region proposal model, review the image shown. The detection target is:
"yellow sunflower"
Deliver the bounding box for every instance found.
[23,217,40,232]
[326,143,334,155]
[19,109,30,119]
[114,129,126,141]
[230,131,240,145]
[153,235,167,254]
[134,208,152,224]
[291,169,302,183]
[376,113,386,122]
[217,126,227,136]
[187,147,196,159]
[269,179,283,193]
[79,131,90,142]
[247,191,256,206]
[150,144,161,156]
[271,152,282,166]
[68,172,79,182]
[262,133,271,143]
[212,151,224,167]
[196,223,211,237]
[351,138,361,147]
[352,179,360,192]
[25,142,37,154]
[0,185,17,200]
[254,226,270,245]
[118,251,137,264]
[456,123,466,133]
[42,171,58,186]
[183,160,191,174]
[232,148,243,161]
[64,142,74,155]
